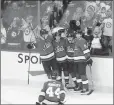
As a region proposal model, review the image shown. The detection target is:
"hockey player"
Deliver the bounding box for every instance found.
[74,30,93,94]
[36,71,66,105]
[27,29,58,79]
[53,29,68,85]
[66,29,78,89]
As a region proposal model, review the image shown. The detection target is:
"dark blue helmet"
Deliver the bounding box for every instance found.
[51,71,58,80]
[67,28,75,38]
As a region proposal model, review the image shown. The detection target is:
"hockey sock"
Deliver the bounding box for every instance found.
[81,75,89,90]
[76,79,82,89]
[64,76,69,84]
[72,77,78,87]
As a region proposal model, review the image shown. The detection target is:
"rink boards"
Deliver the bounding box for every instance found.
[1,51,113,89]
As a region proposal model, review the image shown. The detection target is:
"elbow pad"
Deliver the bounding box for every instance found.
[60,93,65,102]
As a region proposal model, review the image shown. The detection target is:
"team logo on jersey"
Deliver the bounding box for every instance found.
[11,31,17,37]
[106,22,112,28]
[24,28,30,36]
[43,42,51,51]
[56,46,64,53]
[67,46,74,52]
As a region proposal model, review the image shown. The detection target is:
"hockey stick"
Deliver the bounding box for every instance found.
[61,70,68,92]
[87,64,94,95]
[27,25,34,85]
[27,23,39,84]
[28,49,31,84]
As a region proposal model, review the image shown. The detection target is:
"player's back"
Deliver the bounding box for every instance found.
[44,80,63,102]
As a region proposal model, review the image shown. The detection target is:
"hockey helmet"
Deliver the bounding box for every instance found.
[69,20,76,30]
[52,27,64,39]
[52,27,64,34]
[58,28,65,33]
[67,33,75,38]
[51,71,58,80]
[67,28,75,38]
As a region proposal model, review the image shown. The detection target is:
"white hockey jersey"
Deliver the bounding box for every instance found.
[103,18,113,36]
[21,18,36,42]
[91,38,102,49]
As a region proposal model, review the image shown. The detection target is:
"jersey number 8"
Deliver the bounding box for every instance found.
[46,87,60,98]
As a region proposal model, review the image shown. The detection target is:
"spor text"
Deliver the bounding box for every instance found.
[18,53,41,64]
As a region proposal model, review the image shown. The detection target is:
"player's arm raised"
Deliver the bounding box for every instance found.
[26,28,44,50]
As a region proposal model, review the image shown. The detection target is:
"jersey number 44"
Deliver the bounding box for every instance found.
[46,87,60,98]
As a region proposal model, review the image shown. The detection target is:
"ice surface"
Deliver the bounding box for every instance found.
[1,74,113,104]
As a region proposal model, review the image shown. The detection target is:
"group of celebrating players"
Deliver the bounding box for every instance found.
[27,19,93,105]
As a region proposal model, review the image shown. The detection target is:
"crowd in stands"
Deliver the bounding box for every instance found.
[1,0,113,56]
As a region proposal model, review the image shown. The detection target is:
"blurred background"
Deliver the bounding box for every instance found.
[1,0,113,56]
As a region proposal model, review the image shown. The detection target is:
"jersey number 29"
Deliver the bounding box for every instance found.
[46,87,60,98]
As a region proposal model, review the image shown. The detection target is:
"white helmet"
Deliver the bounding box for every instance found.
[52,27,64,34]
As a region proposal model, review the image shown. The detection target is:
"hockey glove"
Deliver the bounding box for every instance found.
[27,43,34,49]
[86,58,93,66]
[58,102,64,105]
[36,102,41,105]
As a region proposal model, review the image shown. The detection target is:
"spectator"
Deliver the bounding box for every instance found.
[90,26,103,55]
[1,18,7,44]
[101,9,112,55]
[83,27,93,49]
